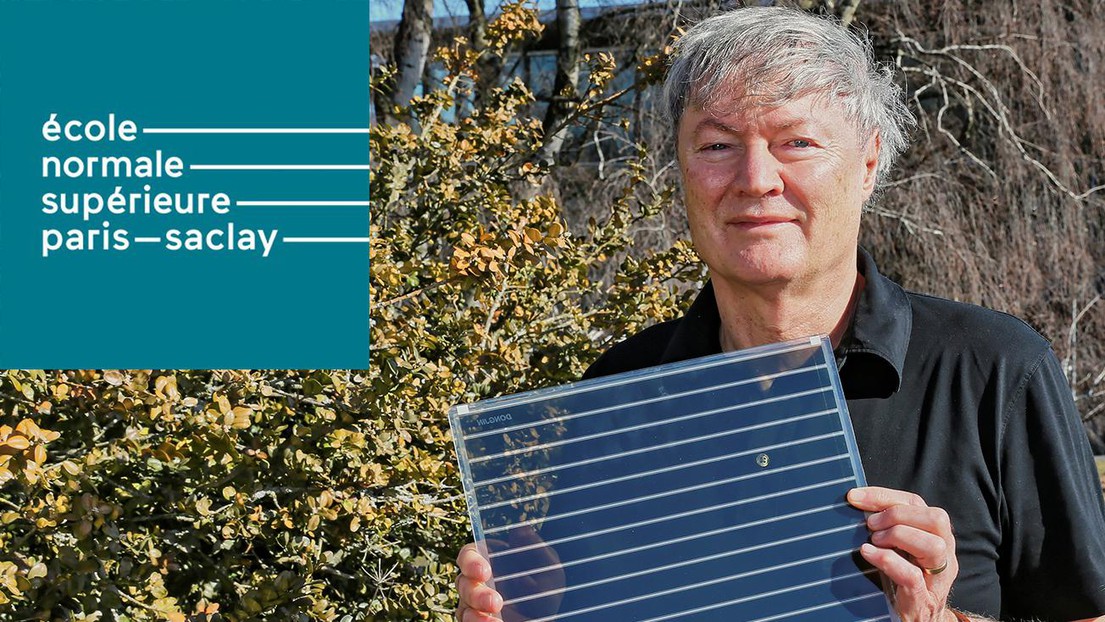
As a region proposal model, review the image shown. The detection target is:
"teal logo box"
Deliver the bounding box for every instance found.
[1,0,370,368]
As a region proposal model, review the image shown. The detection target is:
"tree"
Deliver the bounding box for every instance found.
[375,0,435,124]
[536,0,582,166]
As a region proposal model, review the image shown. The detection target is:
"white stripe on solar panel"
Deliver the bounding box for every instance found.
[492,477,854,558]
[504,544,861,607]
[495,514,861,585]
[525,488,853,570]
[469,389,832,469]
[457,341,820,418]
[467,364,827,440]
[493,500,855,581]
[469,386,834,464]
[472,408,838,488]
[531,563,876,622]
[634,569,881,622]
[483,453,851,534]
[479,431,845,511]
[477,376,830,454]
[744,591,888,622]
[463,363,828,440]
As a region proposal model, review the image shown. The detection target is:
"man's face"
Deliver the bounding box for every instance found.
[676,92,880,289]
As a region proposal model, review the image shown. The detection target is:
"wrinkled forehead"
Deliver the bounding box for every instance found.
[684,70,868,138]
[691,72,796,107]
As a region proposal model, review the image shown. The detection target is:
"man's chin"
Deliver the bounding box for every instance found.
[710,252,806,288]
[713,267,802,289]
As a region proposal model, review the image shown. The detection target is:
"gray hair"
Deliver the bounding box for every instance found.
[663,6,913,185]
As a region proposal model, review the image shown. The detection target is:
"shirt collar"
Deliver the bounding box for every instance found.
[659,281,723,364]
[840,247,911,398]
[658,247,911,398]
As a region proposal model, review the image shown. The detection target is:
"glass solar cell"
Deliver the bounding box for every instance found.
[450,336,893,622]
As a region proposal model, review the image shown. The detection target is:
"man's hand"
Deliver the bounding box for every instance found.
[456,543,503,622]
[455,527,564,622]
[848,486,958,622]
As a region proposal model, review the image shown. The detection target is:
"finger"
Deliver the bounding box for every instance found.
[456,544,503,614]
[869,523,950,570]
[458,544,493,582]
[859,542,931,596]
[847,486,928,512]
[860,543,950,619]
[868,504,953,537]
[457,574,504,613]
[460,606,502,622]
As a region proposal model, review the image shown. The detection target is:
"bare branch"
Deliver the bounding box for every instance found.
[865,206,945,236]
[895,31,1103,203]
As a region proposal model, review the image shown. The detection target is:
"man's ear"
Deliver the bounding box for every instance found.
[862,131,881,196]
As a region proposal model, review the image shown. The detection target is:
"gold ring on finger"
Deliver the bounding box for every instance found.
[923,558,949,575]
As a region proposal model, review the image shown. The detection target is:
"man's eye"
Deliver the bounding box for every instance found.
[789,139,812,148]
[705,143,729,151]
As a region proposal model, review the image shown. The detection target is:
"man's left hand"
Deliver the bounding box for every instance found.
[848,486,958,622]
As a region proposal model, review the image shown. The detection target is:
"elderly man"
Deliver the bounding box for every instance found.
[456,6,1105,621]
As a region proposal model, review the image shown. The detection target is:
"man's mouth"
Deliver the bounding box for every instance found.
[728,216,798,231]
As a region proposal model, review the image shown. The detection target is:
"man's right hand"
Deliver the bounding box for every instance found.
[455,543,504,622]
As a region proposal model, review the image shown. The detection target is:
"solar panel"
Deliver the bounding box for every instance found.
[450,336,894,622]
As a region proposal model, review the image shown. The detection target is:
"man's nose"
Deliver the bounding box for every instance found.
[733,147,784,197]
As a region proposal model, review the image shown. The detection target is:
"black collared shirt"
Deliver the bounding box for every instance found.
[584,248,1105,620]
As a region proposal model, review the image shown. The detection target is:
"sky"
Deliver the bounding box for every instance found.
[369,0,644,23]
[370,0,544,23]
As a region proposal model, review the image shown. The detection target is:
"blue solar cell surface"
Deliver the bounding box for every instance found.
[450,337,892,622]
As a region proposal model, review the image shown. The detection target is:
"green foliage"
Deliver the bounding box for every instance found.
[0,369,391,620]
[0,3,700,620]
